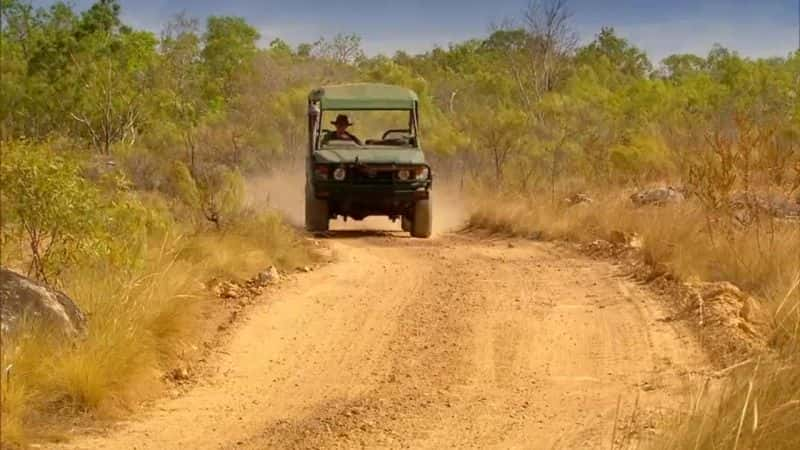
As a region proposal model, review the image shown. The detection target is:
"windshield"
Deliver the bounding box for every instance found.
[317,109,417,149]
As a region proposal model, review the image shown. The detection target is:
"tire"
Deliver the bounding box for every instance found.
[401,216,412,232]
[411,199,432,238]
[305,186,329,232]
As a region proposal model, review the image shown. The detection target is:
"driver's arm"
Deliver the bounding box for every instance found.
[347,132,363,146]
[320,131,330,145]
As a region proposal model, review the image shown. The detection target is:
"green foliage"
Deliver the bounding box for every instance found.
[461,106,530,182]
[268,38,294,58]
[660,53,706,81]
[198,165,245,227]
[312,33,365,65]
[77,0,126,36]
[261,87,311,157]
[68,29,159,154]
[296,42,313,57]
[162,160,245,228]
[577,27,652,78]
[169,161,202,210]
[201,15,259,101]
[0,141,103,281]
[3,0,797,195]
[0,139,157,281]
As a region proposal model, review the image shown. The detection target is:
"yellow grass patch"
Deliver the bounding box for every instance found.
[0,213,313,447]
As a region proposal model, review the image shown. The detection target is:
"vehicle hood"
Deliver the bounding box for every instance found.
[313,148,426,165]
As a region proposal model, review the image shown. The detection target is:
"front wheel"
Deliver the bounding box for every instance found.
[305,186,329,232]
[401,216,412,232]
[411,199,432,238]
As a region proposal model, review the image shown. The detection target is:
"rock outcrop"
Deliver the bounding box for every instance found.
[630,187,685,207]
[0,268,87,336]
[729,191,800,223]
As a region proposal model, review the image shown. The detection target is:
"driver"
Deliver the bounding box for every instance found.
[322,114,362,145]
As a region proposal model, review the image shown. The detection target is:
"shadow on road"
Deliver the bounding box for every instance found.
[313,230,410,240]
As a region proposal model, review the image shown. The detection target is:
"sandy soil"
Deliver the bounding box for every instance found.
[60,230,708,450]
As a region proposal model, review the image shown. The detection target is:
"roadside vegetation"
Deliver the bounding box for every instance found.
[1,0,798,447]
[0,141,313,446]
[0,2,315,445]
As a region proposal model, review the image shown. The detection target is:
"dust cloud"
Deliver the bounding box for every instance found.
[245,162,468,236]
[244,162,306,227]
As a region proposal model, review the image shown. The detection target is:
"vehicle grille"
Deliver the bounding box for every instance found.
[350,166,396,184]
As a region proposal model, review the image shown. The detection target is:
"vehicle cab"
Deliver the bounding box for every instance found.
[305,83,433,237]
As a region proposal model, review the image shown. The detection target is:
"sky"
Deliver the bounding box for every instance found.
[31,0,800,63]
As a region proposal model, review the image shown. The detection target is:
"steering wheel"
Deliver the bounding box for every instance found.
[382,129,411,140]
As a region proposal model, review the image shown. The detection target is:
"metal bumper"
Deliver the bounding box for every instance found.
[313,181,431,218]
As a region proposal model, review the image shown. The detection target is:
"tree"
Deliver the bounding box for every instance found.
[0,141,102,281]
[156,12,205,172]
[201,16,260,100]
[68,29,158,154]
[519,0,578,103]
[296,42,313,57]
[1,1,80,138]
[268,38,293,58]
[0,0,161,153]
[312,33,365,65]
[76,0,129,36]
[263,87,311,161]
[577,27,652,78]
[660,53,706,81]
[483,28,529,54]
[462,107,529,183]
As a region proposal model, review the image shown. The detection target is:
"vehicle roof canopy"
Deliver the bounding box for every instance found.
[309,83,418,110]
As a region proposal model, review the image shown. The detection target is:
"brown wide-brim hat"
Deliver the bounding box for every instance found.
[331,114,354,127]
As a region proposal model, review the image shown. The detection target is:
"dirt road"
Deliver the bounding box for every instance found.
[64,230,707,449]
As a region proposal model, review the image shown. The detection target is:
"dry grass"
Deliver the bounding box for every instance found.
[654,297,799,450]
[467,191,800,449]
[0,358,30,447]
[179,212,314,281]
[467,192,800,305]
[0,247,206,447]
[654,269,799,450]
[0,212,313,448]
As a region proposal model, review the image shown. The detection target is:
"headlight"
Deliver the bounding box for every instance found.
[415,166,430,180]
[314,165,329,180]
[397,169,411,181]
[333,167,346,181]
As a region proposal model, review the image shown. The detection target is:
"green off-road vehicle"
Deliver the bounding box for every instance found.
[305,83,433,237]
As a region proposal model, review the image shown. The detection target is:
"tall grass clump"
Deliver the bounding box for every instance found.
[0,243,206,444]
[655,276,799,450]
[179,211,315,281]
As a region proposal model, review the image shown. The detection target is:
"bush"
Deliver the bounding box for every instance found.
[163,161,246,229]
[0,141,105,282]
[0,141,155,281]
[117,146,173,191]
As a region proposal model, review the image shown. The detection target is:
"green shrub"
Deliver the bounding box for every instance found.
[0,141,105,282]
[0,141,155,281]
[164,162,245,228]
